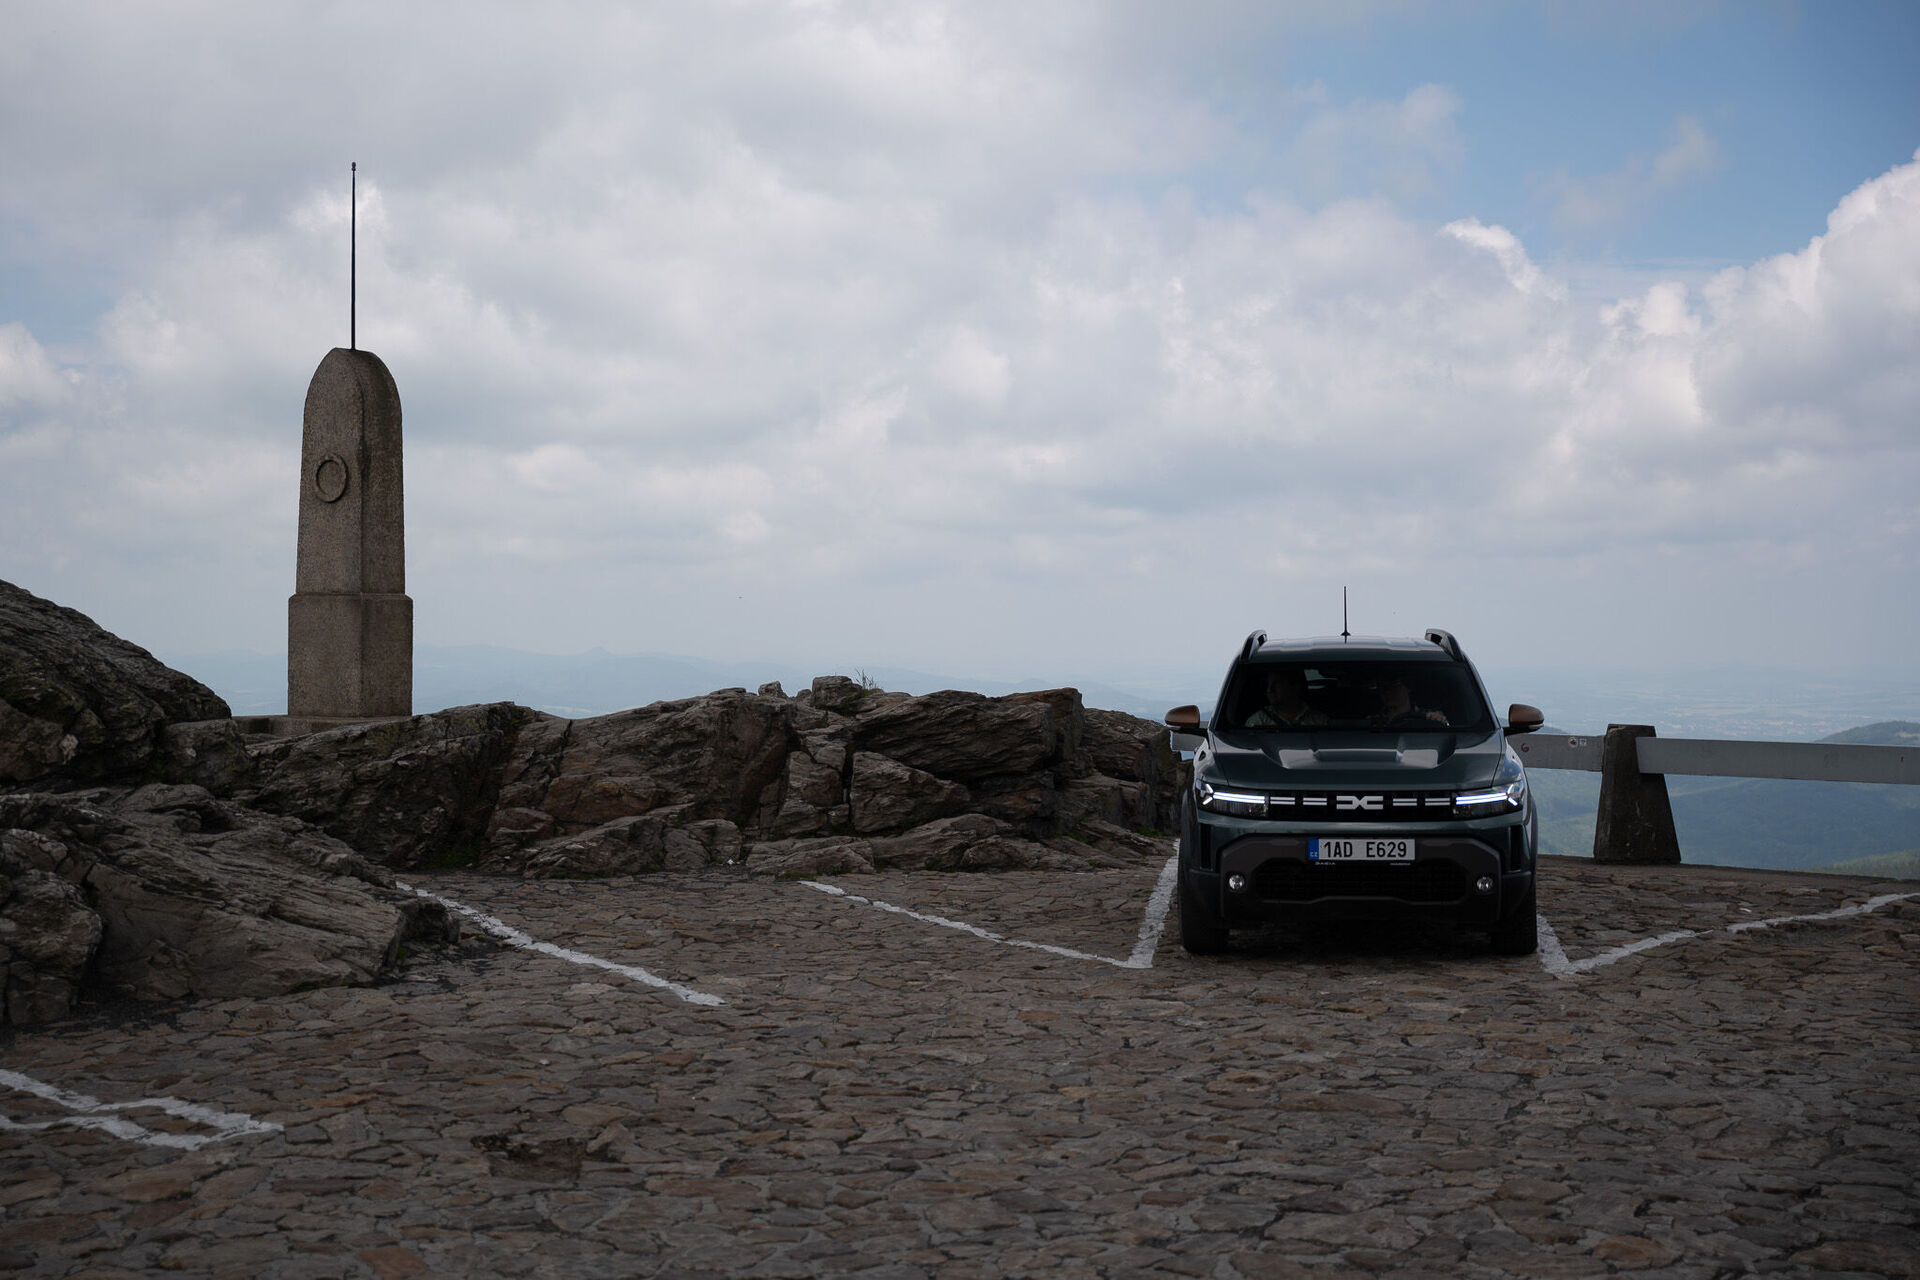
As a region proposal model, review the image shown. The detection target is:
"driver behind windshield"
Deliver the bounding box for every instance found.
[1245,668,1330,728]
[1372,673,1448,727]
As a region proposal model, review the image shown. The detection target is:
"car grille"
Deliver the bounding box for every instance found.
[1253,858,1466,903]
[1261,790,1455,822]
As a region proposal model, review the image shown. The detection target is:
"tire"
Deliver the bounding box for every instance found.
[1179,866,1229,955]
[1177,797,1230,955]
[1490,875,1538,956]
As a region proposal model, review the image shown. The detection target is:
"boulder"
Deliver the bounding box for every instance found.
[850,689,1059,782]
[744,835,876,879]
[509,810,743,879]
[1061,774,1131,827]
[157,717,259,795]
[763,749,846,837]
[0,579,230,786]
[1081,707,1183,829]
[847,752,969,834]
[868,814,1081,872]
[808,675,871,715]
[1003,688,1085,771]
[243,702,535,869]
[0,834,103,1023]
[1045,817,1174,865]
[517,692,793,835]
[0,788,449,1024]
[462,683,1177,872]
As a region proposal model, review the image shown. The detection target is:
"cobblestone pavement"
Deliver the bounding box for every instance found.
[3,854,1917,1279]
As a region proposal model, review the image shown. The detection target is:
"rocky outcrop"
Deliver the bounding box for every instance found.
[0,580,230,786]
[0,579,1182,1024]
[191,669,1180,882]
[241,702,532,867]
[213,674,1182,879]
[0,832,101,1023]
[0,786,453,1025]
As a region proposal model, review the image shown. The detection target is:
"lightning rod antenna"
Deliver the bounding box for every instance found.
[350,163,357,351]
[1342,586,1350,640]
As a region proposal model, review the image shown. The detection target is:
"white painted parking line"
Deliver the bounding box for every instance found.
[1725,891,1919,933]
[400,882,725,1006]
[1537,918,1701,975]
[0,1068,281,1151]
[1539,890,1920,976]
[803,853,1182,971]
[1127,853,1182,967]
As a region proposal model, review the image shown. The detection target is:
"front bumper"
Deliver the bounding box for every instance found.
[1182,798,1536,928]
[1216,833,1526,926]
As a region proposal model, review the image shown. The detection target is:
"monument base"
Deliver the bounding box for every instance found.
[234,714,413,739]
[287,591,413,720]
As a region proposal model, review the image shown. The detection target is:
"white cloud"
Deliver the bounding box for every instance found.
[1548,115,1725,232]
[0,6,1914,679]
[1287,84,1465,202]
[0,325,68,412]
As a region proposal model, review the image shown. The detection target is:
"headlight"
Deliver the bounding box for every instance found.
[1455,746,1528,817]
[1197,780,1267,818]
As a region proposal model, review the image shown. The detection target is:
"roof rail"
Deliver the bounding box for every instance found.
[1424,628,1463,661]
[1240,629,1268,661]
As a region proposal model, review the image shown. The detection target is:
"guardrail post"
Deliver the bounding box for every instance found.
[1593,724,1682,865]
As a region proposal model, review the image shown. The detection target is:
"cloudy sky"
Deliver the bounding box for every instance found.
[3,1,1917,696]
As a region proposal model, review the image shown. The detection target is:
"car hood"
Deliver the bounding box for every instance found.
[1200,729,1506,790]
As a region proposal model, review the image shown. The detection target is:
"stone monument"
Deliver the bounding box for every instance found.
[282,348,413,733]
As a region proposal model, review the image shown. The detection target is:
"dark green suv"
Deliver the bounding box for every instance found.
[1166,629,1543,956]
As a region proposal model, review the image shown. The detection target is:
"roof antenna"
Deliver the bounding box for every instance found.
[349,162,357,351]
[1341,586,1350,640]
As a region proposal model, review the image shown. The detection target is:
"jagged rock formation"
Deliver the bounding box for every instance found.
[0,579,1181,1025]
[217,674,1182,880]
[0,582,450,1025]
[0,786,454,1026]
[0,579,229,785]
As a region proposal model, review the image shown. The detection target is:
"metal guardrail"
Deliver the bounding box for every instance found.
[1516,734,1919,786]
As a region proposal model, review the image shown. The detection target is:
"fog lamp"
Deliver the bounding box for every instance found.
[1227,874,1249,893]
[1474,876,1495,894]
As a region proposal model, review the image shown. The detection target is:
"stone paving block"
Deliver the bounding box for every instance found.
[1,857,1914,1278]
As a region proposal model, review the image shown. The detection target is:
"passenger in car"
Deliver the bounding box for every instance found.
[1245,669,1331,728]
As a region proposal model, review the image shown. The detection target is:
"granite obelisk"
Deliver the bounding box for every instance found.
[286,348,412,724]
[284,164,411,728]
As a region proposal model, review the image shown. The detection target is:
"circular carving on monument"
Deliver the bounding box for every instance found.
[314,455,350,503]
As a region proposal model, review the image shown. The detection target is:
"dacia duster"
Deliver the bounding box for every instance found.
[1166,629,1544,956]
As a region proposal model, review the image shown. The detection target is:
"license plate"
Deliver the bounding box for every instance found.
[1309,837,1413,863]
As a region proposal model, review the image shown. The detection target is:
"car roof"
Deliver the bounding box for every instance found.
[1244,635,1454,663]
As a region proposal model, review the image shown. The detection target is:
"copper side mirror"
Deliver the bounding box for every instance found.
[1165,704,1201,729]
[1507,703,1544,734]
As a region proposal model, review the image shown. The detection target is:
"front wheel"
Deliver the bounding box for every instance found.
[1490,875,1538,956]
[1179,867,1229,955]
[1177,823,1229,956]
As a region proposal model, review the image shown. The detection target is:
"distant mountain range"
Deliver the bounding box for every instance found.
[162,645,1199,722]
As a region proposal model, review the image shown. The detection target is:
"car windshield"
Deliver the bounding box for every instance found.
[1219,660,1494,734]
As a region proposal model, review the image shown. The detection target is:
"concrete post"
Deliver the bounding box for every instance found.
[286,348,412,726]
[1592,724,1681,864]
